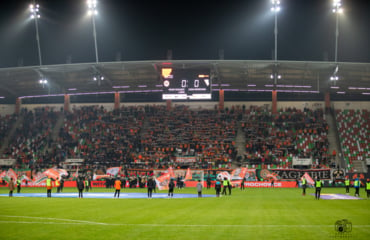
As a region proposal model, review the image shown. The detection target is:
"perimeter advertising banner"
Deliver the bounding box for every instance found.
[257,169,331,181]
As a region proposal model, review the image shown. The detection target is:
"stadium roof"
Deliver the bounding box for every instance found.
[0,60,369,102]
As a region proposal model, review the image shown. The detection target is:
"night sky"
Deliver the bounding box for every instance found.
[0,0,369,68]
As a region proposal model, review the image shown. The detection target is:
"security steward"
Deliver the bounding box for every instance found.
[85,178,90,192]
[16,178,21,193]
[344,176,350,194]
[46,177,52,198]
[222,178,228,196]
[301,177,307,196]
[354,178,360,197]
[55,178,61,193]
[366,179,370,199]
[314,177,322,200]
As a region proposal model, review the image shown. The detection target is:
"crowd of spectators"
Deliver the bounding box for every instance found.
[1,104,336,171]
[139,105,239,169]
[0,114,17,149]
[241,106,330,168]
[2,108,58,168]
[56,105,144,170]
[335,109,370,172]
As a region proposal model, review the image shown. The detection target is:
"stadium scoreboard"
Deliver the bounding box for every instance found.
[161,68,212,100]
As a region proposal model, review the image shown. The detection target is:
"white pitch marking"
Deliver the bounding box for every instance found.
[0,215,107,225]
[1,216,370,228]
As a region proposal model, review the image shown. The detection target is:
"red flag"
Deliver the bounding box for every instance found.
[155,173,170,190]
[72,166,79,178]
[168,167,176,178]
[106,167,122,177]
[43,168,60,180]
[302,172,314,185]
[184,168,192,180]
[7,169,18,181]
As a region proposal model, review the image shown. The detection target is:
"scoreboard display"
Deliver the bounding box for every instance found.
[161,68,212,100]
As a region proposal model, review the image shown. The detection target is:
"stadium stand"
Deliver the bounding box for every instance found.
[335,109,370,172]
[1,104,367,174]
[2,108,58,168]
[0,114,17,149]
[241,106,330,169]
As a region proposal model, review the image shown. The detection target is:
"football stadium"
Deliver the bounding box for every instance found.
[0,0,369,239]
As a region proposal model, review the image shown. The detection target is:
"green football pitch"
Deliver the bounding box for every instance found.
[0,187,369,240]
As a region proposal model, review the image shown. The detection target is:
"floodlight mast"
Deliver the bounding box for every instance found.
[87,0,99,63]
[270,0,281,62]
[30,1,42,66]
[332,0,343,63]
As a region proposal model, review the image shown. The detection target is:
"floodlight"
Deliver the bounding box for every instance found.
[271,0,281,61]
[29,3,43,65]
[93,76,97,81]
[30,3,40,18]
[330,76,339,81]
[87,0,99,63]
[332,0,343,63]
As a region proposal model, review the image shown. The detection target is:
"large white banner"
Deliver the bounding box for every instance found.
[292,157,312,166]
[0,159,16,166]
[175,157,197,163]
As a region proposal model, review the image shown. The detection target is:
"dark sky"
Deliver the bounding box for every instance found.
[0,0,369,67]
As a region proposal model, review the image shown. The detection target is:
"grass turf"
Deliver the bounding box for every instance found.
[0,186,369,240]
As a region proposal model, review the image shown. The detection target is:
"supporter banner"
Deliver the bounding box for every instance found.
[332,169,345,179]
[257,169,331,180]
[0,159,16,166]
[244,169,257,181]
[93,174,110,180]
[366,158,370,165]
[106,167,122,177]
[175,157,197,163]
[65,159,84,163]
[292,157,312,166]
